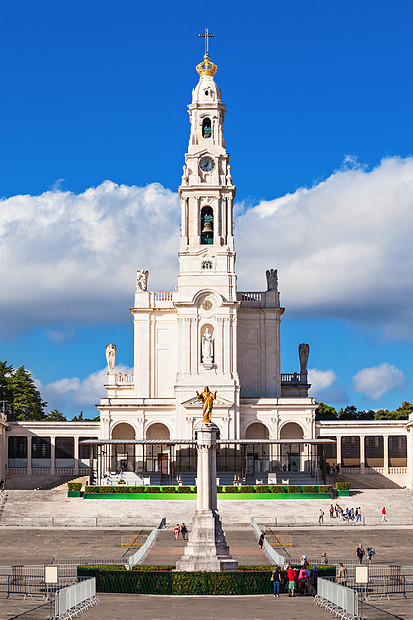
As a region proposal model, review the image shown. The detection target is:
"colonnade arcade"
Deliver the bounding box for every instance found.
[81,436,335,486]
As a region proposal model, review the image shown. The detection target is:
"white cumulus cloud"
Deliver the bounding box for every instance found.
[353,362,406,400]
[308,368,337,396]
[0,181,179,335]
[235,156,413,338]
[2,156,413,338]
[40,365,133,415]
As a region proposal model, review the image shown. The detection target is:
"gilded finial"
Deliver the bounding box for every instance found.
[197,28,217,77]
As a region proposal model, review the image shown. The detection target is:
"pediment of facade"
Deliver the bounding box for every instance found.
[181,395,233,410]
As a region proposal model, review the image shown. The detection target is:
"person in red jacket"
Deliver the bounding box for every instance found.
[286,565,297,597]
[382,507,387,522]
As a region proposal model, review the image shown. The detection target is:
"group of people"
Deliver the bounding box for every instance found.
[271,560,320,598]
[326,463,340,476]
[329,504,362,521]
[173,523,188,540]
[356,544,376,564]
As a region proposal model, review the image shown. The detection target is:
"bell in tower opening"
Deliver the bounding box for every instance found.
[202,118,212,138]
[201,206,214,244]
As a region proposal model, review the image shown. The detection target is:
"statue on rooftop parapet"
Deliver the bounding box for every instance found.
[196,386,217,423]
[266,268,278,292]
[299,343,310,371]
[105,343,116,371]
[136,269,149,292]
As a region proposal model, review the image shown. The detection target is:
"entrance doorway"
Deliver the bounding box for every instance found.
[158,453,169,475]
[288,454,299,472]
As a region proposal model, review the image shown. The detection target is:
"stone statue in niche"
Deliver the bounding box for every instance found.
[202,327,213,363]
[182,164,189,185]
[136,269,149,292]
[266,268,278,292]
[196,386,217,423]
[105,343,117,371]
[299,343,310,371]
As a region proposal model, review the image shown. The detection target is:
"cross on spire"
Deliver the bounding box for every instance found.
[199,28,214,57]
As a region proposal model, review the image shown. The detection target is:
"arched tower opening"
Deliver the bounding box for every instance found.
[201,206,214,244]
[202,117,212,138]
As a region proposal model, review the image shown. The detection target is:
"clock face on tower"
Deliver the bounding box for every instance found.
[199,155,215,172]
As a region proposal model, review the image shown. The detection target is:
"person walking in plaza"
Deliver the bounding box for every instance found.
[298,566,308,596]
[258,532,265,550]
[337,563,348,586]
[382,507,387,522]
[319,509,324,524]
[174,524,180,540]
[310,565,319,597]
[321,552,328,565]
[356,544,365,564]
[286,565,297,597]
[271,565,281,597]
[329,504,334,518]
[181,523,188,540]
[366,547,375,563]
[357,507,362,522]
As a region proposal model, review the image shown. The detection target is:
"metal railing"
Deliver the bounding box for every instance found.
[315,577,359,619]
[0,516,159,528]
[121,533,148,547]
[250,518,286,566]
[265,534,292,547]
[53,577,98,619]
[128,518,166,568]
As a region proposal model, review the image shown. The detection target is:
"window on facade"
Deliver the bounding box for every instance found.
[31,436,51,459]
[201,206,213,245]
[388,435,407,467]
[202,118,212,138]
[8,436,27,459]
[56,437,74,460]
[322,436,337,465]
[341,436,360,467]
[79,438,98,460]
[365,435,384,467]
[202,260,213,269]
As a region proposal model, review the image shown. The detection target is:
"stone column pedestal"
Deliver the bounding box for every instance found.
[176,422,238,571]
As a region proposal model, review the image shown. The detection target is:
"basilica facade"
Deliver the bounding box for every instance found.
[97,49,315,450]
[1,47,412,490]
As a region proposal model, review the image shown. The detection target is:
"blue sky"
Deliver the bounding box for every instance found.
[1,0,413,416]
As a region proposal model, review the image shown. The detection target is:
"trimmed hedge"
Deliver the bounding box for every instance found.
[82,484,333,495]
[318,485,332,493]
[270,486,286,493]
[67,482,82,491]
[177,486,196,493]
[255,485,270,493]
[241,485,255,493]
[224,485,239,493]
[336,482,351,491]
[77,565,336,595]
[287,485,301,493]
[302,485,316,493]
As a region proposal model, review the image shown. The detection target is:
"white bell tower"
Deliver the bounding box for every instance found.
[174,33,241,438]
[177,36,236,303]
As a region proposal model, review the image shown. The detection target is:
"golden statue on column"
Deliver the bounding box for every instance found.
[196,386,217,423]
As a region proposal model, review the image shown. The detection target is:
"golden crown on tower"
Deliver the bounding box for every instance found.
[196,54,217,77]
